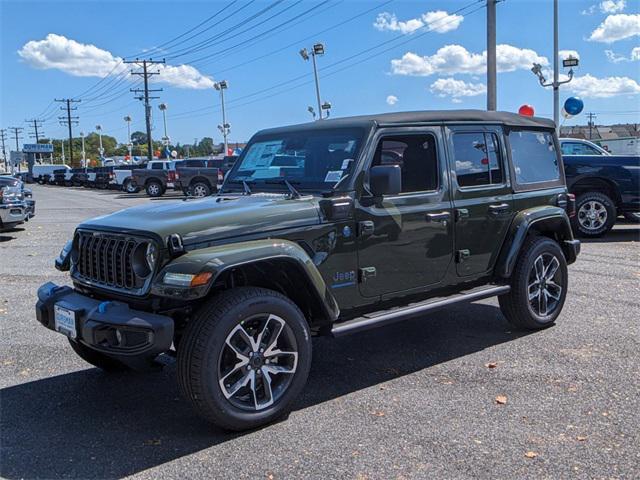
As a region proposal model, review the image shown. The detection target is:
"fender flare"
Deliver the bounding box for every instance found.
[495,206,579,278]
[152,239,339,325]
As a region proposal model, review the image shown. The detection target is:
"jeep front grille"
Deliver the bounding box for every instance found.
[74,231,153,293]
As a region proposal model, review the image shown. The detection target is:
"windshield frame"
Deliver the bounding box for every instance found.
[221,126,369,194]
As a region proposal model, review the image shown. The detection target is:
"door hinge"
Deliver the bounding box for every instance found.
[455,249,471,263]
[359,267,377,282]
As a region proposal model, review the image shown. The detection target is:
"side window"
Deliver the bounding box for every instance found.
[452,132,503,188]
[562,142,600,155]
[371,134,438,193]
[151,163,163,170]
[509,130,560,184]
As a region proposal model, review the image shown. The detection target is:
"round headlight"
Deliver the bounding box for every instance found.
[145,243,158,270]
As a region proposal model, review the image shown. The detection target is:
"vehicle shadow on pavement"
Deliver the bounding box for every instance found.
[0,303,528,480]
[0,228,25,243]
[580,225,639,244]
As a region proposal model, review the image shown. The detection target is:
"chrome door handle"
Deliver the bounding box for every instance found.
[489,203,510,215]
[426,212,451,223]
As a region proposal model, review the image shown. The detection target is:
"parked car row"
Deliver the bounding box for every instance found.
[30,156,238,198]
[0,174,36,232]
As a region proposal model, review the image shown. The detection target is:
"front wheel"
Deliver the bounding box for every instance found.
[123,179,138,193]
[177,287,312,431]
[499,236,568,330]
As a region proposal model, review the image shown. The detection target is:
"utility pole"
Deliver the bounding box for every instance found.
[9,127,24,173]
[0,129,7,171]
[214,81,230,155]
[124,58,165,161]
[587,112,597,140]
[55,98,80,167]
[486,0,497,111]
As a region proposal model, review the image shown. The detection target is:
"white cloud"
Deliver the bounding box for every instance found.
[605,46,640,62]
[430,78,486,101]
[390,44,549,77]
[600,0,626,13]
[570,74,640,98]
[17,33,215,89]
[589,14,640,43]
[386,95,398,105]
[373,10,463,35]
[581,5,597,15]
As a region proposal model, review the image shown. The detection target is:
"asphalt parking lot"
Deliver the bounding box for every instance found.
[1,184,639,479]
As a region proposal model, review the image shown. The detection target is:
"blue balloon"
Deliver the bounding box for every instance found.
[564,97,584,116]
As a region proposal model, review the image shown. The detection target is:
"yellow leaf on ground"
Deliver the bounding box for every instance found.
[524,451,539,459]
[495,395,507,405]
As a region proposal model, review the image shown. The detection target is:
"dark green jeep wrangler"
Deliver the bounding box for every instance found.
[36,110,580,430]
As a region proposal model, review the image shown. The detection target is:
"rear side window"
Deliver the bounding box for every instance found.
[561,142,601,156]
[151,163,163,170]
[452,132,503,188]
[509,130,559,184]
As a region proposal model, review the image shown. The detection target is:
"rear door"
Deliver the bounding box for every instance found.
[446,125,514,277]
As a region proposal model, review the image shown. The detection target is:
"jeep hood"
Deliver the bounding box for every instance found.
[80,194,322,245]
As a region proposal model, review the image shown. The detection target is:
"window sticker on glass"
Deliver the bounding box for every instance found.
[341,159,353,170]
[324,170,343,183]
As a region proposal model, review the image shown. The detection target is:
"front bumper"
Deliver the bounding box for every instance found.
[0,202,26,229]
[36,282,174,369]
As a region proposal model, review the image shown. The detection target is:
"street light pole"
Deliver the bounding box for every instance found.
[486,0,497,111]
[530,0,576,135]
[124,115,132,162]
[96,124,104,160]
[158,103,170,159]
[300,43,326,119]
[214,81,230,155]
[80,131,86,171]
[61,139,66,165]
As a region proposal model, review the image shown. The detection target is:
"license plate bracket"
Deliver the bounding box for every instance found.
[54,304,77,339]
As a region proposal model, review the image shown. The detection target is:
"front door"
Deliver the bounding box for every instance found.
[356,128,454,298]
[446,126,514,277]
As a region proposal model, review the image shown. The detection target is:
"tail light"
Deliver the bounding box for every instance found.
[217,169,224,182]
[174,171,180,179]
[168,171,176,182]
[566,193,576,218]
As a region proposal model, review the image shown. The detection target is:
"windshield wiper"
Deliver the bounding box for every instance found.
[264,179,302,199]
[226,179,253,195]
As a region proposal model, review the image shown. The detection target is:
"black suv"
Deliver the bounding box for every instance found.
[36,110,579,430]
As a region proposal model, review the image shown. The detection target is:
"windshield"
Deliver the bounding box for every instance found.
[223,127,365,192]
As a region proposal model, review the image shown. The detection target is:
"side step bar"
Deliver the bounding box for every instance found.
[331,285,510,337]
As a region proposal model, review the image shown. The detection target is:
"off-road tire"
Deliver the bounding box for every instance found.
[177,287,312,431]
[572,191,616,238]
[499,236,568,330]
[190,182,211,198]
[145,180,164,197]
[68,338,130,372]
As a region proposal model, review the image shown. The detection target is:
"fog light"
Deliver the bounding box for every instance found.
[115,329,123,345]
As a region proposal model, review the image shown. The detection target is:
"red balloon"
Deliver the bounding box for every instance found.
[518,104,535,117]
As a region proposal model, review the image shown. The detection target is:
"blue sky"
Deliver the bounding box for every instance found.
[1,0,639,146]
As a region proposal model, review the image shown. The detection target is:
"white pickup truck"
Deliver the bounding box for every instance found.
[112,164,142,193]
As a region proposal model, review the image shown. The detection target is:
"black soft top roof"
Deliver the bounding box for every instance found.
[257,109,556,136]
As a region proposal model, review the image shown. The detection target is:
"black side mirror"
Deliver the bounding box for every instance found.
[369,165,401,196]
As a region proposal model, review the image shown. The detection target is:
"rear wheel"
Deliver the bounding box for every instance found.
[177,287,312,431]
[499,236,568,330]
[123,179,138,193]
[190,182,211,197]
[68,339,129,372]
[573,191,616,237]
[146,180,163,197]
